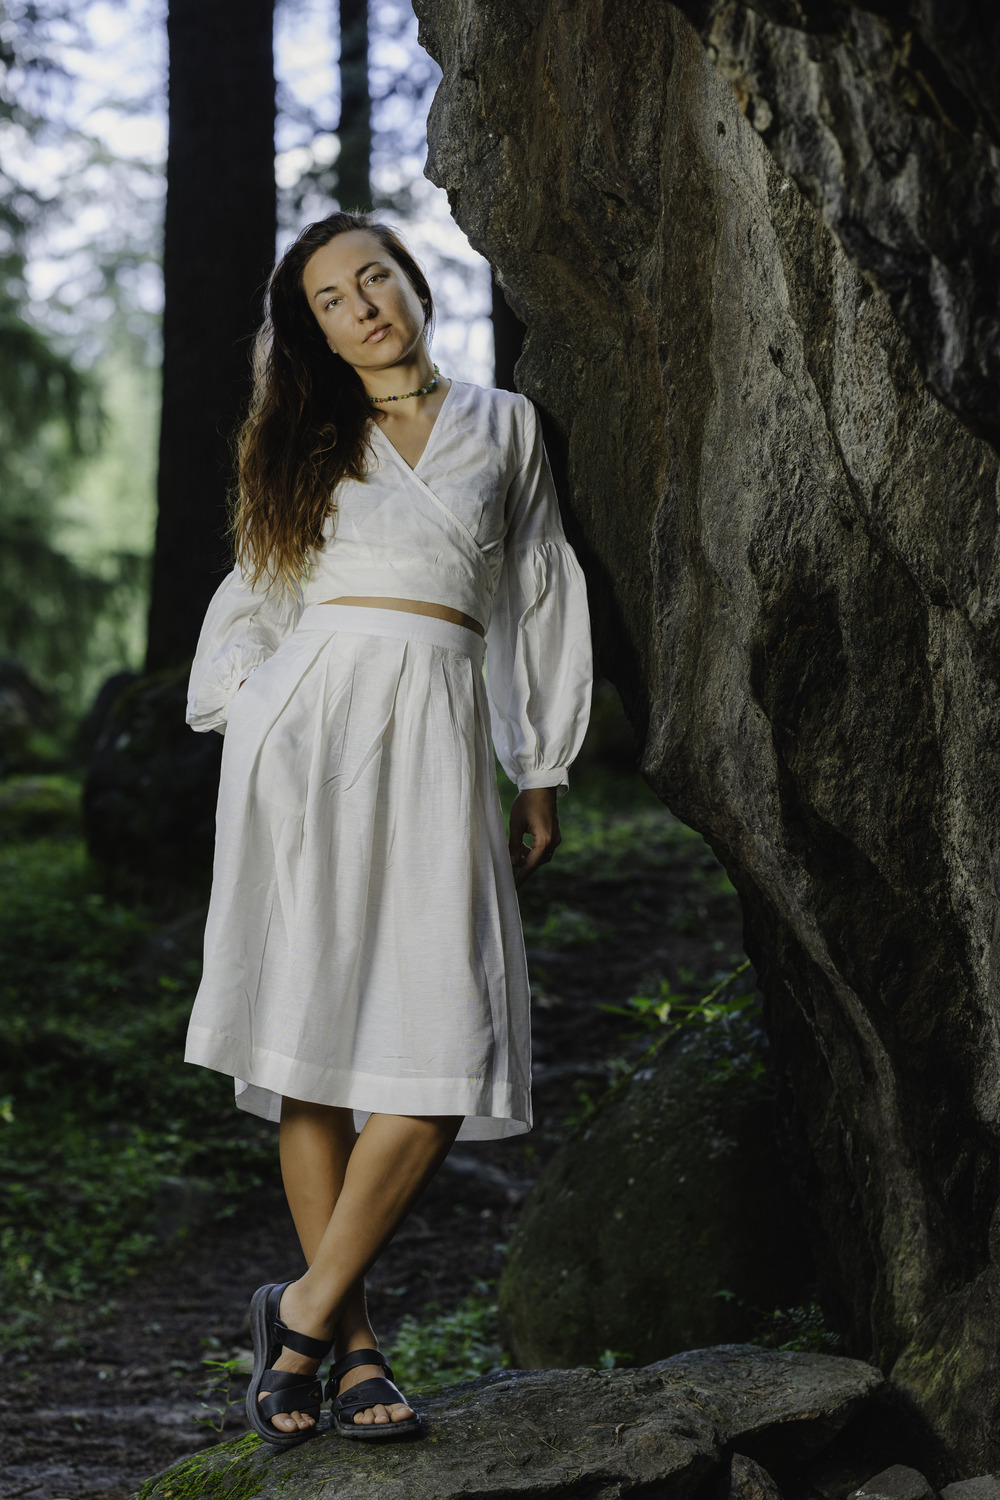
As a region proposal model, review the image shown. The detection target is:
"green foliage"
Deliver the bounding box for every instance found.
[0,772,81,839]
[521,900,602,949]
[0,6,158,711]
[0,802,274,1349]
[381,1281,509,1394]
[600,969,757,1036]
[566,963,763,1131]
[714,1289,841,1353]
[195,1357,247,1434]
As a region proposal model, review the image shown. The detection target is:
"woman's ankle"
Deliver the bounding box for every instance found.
[280,1277,337,1339]
[335,1325,379,1357]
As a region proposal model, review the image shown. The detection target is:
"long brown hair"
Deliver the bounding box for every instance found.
[232,212,435,592]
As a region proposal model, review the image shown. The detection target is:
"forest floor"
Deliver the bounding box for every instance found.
[0,763,749,1500]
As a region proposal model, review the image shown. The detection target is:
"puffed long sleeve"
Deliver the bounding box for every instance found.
[186,565,304,734]
[485,398,593,798]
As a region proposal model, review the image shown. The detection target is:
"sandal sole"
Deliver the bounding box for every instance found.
[245,1282,323,1449]
[334,1414,424,1441]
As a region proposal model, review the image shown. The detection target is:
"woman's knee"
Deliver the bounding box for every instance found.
[280,1096,356,1130]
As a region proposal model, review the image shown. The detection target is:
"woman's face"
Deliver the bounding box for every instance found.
[302,229,429,373]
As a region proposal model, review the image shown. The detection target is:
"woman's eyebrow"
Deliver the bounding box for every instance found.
[312,262,385,299]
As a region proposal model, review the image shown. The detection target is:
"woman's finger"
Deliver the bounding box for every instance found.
[513,827,560,888]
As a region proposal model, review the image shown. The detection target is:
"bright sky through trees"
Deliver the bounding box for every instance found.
[0,0,493,702]
[5,0,493,381]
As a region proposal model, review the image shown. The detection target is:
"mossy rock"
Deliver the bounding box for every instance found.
[0,775,82,841]
[83,666,221,896]
[499,1015,815,1367]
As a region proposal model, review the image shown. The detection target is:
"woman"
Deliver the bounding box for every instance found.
[184,211,592,1447]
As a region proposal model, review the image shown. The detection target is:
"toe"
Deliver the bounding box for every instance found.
[390,1402,414,1422]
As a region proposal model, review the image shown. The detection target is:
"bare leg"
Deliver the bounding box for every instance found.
[262,1102,462,1434]
[278,1101,373,1359]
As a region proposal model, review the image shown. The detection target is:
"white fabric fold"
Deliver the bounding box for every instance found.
[484,540,592,798]
[185,380,593,793]
[186,567,304,734]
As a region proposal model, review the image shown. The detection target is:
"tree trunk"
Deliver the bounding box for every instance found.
[415,0,1000,1471]
[146,0,276,674]
[337,0,372,213]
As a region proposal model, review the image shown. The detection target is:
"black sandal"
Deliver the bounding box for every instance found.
[246,1281,333,1447]
[326,1348,424,1441]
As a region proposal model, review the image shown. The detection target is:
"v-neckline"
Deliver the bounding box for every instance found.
[371,377,456,476]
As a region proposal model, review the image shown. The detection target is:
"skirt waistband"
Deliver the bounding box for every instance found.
[296,603,486,667]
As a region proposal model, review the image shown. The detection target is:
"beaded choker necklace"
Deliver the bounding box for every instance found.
[367,364,441,404]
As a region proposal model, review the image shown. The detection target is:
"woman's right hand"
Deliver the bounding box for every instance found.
[508,787,561,890]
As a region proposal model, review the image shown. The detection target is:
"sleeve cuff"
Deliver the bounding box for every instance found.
[516,769,569,798]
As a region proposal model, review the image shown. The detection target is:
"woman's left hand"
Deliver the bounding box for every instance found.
[508,787,561,890]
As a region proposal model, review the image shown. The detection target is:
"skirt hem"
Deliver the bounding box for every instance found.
[185,1028,532,1141]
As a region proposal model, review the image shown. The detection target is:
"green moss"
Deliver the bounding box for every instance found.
[137,1438,265,1500]
[0,774,82,840]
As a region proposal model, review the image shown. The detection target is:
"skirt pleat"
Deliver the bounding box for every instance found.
[184,603,532,1141]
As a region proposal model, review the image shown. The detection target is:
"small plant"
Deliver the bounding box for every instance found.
[595,1347,632,1369]
[714,1290,841,1354]
[599,963,757,1037]
[751,1301,841,1354]
[381,1281,508,1394]
[194,1356,246,1434]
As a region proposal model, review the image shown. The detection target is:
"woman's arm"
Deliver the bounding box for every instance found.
[485,396,593,882]
[187,565,304,733]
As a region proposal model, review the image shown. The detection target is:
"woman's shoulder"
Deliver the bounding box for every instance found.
[450,378,533,418]
[449,380,536,450]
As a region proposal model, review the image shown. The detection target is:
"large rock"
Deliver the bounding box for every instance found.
[0,657,58,764]
[499,1014,814,1368]
[414,0,1000,1469]
[671,0,1000,448]
[137,1346,883,1499]
[83,667,220,895]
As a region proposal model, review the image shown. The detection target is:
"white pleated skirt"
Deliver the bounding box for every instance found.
[184,603,532,1141]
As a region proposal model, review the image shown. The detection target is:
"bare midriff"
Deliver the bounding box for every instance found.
[319,596,486,639]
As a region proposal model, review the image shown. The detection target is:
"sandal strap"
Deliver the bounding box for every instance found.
[327,1347,391,1386]
[273,1315,332,1361]
[256,1368,324,1422]
[332,1374,408,1417]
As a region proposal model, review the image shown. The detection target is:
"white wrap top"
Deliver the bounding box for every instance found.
[186,378,593,796]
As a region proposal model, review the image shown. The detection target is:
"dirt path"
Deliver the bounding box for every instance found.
[0,821,744,1500]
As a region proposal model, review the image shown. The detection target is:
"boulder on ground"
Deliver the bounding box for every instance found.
[730,1452,786,1500]
[499,1012,815,1369]
[0,775,81,841]
[137,1345,884,1500]
[83,666,220,896]
[0,657,58,762]
[852,1466,937,1500]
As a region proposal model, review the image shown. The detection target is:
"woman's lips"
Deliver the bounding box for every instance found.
[364,323,391,344]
